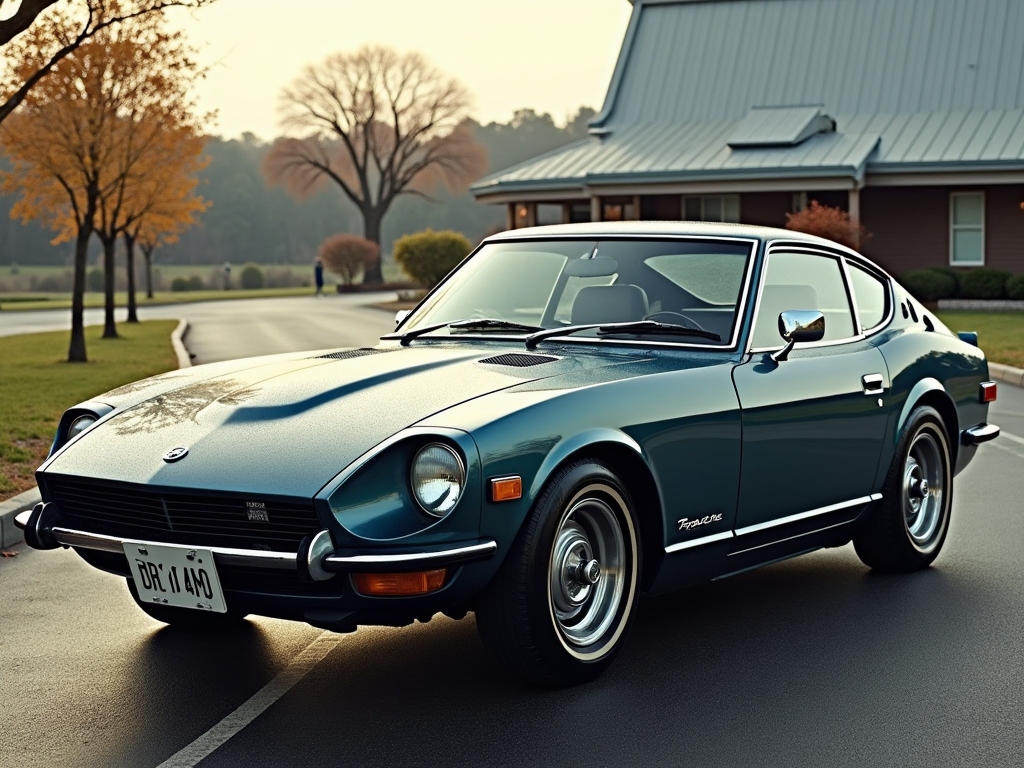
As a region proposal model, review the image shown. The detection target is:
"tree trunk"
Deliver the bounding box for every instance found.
[362,209,384,284]
[68,222,92,363]
[143,244,154,299]
[101,235,118,338]
[124,231,138,322]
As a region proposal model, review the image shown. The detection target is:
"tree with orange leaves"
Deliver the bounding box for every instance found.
[0,3,208,360]
[263,45,487,284]
[0,0,216,126]
[785,201,871,251]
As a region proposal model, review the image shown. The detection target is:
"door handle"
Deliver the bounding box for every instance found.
[862,373,885,396]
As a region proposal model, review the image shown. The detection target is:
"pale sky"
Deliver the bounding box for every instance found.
[170,0,634,140]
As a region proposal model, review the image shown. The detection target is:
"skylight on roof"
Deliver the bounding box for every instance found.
[728,106,836,148]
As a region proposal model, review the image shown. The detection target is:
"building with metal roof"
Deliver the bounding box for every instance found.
[472,0,1024,276]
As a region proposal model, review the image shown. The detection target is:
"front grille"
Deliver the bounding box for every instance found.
[478,353,559,367]
[48,477,320,552]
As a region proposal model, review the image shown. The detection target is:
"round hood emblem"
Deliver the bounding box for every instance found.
[163,446,189,463]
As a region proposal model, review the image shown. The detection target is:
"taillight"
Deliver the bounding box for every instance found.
[980,382,997,403]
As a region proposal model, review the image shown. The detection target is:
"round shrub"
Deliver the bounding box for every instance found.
[394,229,472,288]
[187,275,204,291]
[171,277,190,292]
[319,235,378,285]
[1006,273,1024,300]
[899,269,956,302]
[240,263,265,290]
[960,268,1011,300]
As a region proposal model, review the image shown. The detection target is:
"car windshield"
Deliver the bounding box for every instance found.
[401,238,754,346]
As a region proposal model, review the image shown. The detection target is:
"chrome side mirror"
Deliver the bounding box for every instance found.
[771,310,824,363]
[395,310,411,327]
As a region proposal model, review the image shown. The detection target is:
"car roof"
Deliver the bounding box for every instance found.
[486,220,848,250]
[484,220,890,278]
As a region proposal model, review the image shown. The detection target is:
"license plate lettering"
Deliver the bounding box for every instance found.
[124,541,227,613]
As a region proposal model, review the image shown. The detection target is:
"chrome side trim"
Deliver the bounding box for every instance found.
[665,530,734,554]
[734,494,882,537]
[51,527,299,570]
[323,540,497,571]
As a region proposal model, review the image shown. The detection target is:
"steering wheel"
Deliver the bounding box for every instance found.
[644,311,708,332]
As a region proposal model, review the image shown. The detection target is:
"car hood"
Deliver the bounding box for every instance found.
[42,345,621,497]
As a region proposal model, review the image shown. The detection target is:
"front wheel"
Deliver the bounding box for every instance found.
[854,405,953,572]
[127,579,248,630]
[476,459,641,686]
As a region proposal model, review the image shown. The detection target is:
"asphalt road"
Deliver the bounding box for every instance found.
[0,293,398,362]
[1,372,1023,766]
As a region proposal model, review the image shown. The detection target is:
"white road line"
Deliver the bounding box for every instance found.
[156,630,340,768]
[999,431,1024,448]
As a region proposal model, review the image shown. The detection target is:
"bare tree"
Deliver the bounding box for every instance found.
[263,45,486,284]
[0,0,216,126]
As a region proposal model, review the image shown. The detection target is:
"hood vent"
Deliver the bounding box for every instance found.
[478,353,559,368]
[315,348,393,360]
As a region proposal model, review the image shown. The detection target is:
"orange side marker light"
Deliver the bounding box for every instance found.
[490,476,523,502]
[352,569,447,597]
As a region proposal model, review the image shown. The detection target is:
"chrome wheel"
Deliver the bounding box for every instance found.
[902,429,946,553]
[547,485,635,660]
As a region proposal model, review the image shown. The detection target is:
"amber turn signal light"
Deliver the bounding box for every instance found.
[490,475,523,502]
[980,381,997,403]
[351,569,447,596]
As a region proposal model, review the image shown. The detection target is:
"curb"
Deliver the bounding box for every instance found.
[0,487,40,549]
[990,362,1024,388]
[171,318,192,368]
[0,320,194,549]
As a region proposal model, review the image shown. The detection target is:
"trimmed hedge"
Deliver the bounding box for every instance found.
[900,269,957,302]
[1006,274,1024,301]
[925,266,961,296]
[960,268,1012,300]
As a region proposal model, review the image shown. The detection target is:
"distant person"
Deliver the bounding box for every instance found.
[314,258,325,297]
[223,261,231,291]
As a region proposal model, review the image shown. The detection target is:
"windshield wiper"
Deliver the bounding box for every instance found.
[384,318,545,346]
[525,320,720,349]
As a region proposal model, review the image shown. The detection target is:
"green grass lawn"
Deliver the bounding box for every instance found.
[936,311,1024,369]
[0,321,179,500]
[0,286,319,311]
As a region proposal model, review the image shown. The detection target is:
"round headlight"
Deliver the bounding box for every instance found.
[410,443,465,517]
[67,414,97,440]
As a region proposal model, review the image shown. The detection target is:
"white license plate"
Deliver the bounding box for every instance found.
[123,541,228,613]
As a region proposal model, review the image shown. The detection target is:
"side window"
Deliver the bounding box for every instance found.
[751,251,855,348]
[847,263,889,332]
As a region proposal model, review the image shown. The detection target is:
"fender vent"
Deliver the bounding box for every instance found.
[316,348,392,360]
[478,353,559,367]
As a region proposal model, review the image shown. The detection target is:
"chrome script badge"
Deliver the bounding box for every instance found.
[678,513,724,531]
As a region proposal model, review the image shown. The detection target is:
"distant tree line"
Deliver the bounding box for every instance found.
[0,107,596,268]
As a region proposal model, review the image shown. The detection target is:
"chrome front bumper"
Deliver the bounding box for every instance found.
[14,507,497,578]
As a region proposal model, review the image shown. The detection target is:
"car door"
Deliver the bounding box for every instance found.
[731,246,889,537]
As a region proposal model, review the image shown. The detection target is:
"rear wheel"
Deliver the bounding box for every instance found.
[476,459,641,686]
[854,405,953,572]
[127,579,248,630]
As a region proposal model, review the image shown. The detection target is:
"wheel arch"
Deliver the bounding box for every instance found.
[896,378,959,464]
[530,430,664,592]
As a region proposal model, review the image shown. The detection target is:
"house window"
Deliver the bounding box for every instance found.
[792,192,808,213]
[950,192,984,265]
[682,195,740,223]
[536,204,563,226]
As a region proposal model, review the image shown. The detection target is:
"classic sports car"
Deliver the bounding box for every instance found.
[18,222,1001,686]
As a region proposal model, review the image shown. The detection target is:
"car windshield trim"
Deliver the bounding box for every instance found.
[393,235,761,350]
